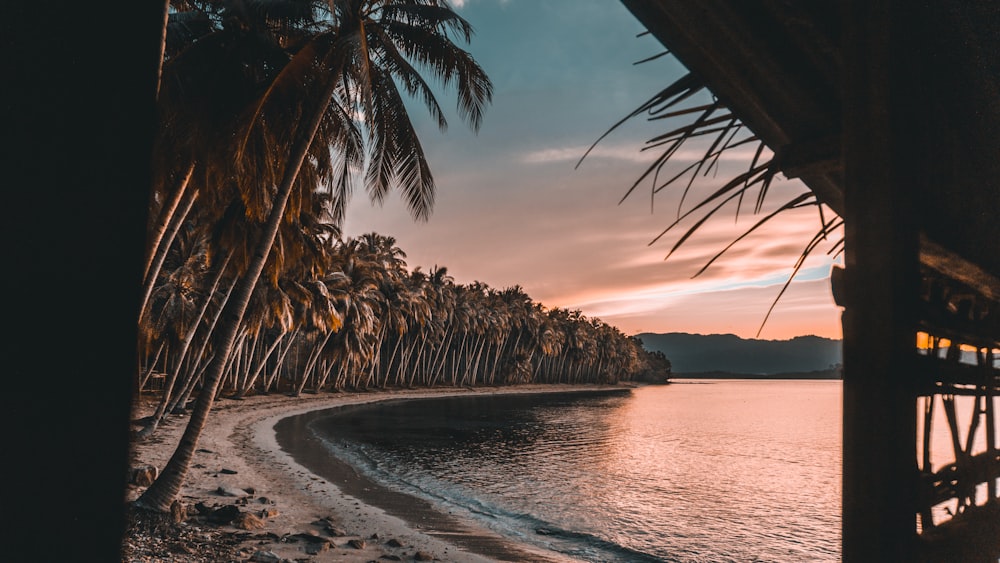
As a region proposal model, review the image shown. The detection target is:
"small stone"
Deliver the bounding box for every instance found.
[260,508,279,519]
[130,464,158,487]
[233,512,265,530]
[414,551,434,561]
[243,486,256,495]
[196,448,214,454]
[304,542,329,555]
[219,468,238,474]
[290,532,329,544]
[250,550,281,563]
[385,538,403,548]
[217,485,249,498]
[370,533,380,540]
[347,539,366,550]
[206,504,240,525]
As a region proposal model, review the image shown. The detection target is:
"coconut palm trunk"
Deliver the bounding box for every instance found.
[139,186,199,319]
[136,65,341,512]
[139,250,231,438]
[143,162,195,280]
[237,331,286,396]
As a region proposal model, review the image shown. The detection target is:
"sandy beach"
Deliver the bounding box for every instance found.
[125,384,629,562]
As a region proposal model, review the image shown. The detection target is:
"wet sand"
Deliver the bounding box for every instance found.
[128,384,629,562]
[274,405,570,562]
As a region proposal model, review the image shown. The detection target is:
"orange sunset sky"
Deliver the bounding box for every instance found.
[344,0,844,340]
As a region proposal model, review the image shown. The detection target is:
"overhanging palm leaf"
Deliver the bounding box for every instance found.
[581,48,843,334]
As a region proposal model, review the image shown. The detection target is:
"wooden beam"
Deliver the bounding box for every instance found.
[841,0,921,559]
[778,135,841,180]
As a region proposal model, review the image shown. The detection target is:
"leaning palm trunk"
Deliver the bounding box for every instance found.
[139,186,199,319]
[136,67,340,512]
[296,330,334,395]
[237,331,285,396]
[143,161,195,280]
[163,268,239,417]
[138,340,166,393]
[138,250,231,438]
[264,327,299,392]
[154,0,170,101]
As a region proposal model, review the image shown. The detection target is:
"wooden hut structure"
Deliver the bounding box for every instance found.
[618,1,1000,560]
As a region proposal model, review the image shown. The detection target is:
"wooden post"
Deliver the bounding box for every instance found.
[841,0,921,560]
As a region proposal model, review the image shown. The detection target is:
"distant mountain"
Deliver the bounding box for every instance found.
[635,332,842,377]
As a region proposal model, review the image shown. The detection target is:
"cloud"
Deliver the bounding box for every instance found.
[450,0,511,9]
[520,143,770,166]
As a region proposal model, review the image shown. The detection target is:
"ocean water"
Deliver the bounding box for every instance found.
[306,381,845,562]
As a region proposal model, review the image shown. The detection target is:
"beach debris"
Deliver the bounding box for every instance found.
[304,541,329,555]
[217,485,250,498]
[414,551,434,561]
[170,500,188,523]
[347,538,366,549]
[123,504,244,562]
[535,527,557,536]
[195,503,241,525]
[220,468,238,474]
[249,550,284,563]
[311,516,346,536]
[196,448,214,454]
[260,507,280,519]
[385,538,404,548]
[130,464,158,487]
[289,531,331,545]
[233,512,266,530]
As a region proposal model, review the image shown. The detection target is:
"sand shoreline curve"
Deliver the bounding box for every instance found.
[127,383,633,562]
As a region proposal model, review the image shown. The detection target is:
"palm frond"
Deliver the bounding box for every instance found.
[575,39,854,335]
[756,216,844,337]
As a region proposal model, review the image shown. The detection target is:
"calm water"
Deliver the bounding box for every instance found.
[307,381,844,562]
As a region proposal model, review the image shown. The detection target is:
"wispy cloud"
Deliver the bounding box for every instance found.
[450,0,511,9]
[520,143,771,166]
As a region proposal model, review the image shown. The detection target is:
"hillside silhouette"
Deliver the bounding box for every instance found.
[637,332,842,377]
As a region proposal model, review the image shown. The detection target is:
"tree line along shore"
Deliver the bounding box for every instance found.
[138,232,672,424]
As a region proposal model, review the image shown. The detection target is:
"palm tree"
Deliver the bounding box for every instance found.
[136,0,491,512]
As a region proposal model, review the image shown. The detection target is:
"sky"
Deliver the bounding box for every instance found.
[343,0,844,341]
